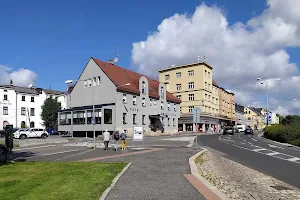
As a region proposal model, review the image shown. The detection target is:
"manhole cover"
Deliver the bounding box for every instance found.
[270,185,291,191]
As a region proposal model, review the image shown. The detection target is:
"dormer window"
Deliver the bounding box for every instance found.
[142,98,146,107]
[142,81,146,94]
[122,94,127,104]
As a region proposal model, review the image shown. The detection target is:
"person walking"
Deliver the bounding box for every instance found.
[113,129,120,151]
[102,129,110,151]
[120,130,127,151]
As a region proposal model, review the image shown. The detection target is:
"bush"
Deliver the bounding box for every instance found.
[264,123,300,144]
[290,139,300,147]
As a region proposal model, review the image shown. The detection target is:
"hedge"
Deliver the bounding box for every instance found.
[264,123,300,146]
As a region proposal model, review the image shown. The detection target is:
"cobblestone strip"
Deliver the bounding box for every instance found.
[196,151,300,200]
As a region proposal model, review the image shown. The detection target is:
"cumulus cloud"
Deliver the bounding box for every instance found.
[0,65,37,87]
[131,0,300,115]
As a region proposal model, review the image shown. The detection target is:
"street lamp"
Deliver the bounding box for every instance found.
[256,77,281,126]
[65,78,96,149]
[114,83,131,130]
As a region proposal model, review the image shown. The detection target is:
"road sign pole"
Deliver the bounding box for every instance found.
[195,123,198,150]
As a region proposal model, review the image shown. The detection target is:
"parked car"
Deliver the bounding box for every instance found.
[236,125,246,133]
[223,126,239,135]
[244,126,253,135]
[13,128,49,139]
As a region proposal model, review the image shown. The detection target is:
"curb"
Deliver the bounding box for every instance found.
[258,134,300,149]
[189,149,229,200]
[99,162,132,200]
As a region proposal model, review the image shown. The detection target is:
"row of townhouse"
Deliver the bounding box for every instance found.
[0,80,66,130]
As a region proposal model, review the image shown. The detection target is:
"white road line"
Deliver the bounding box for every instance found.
[240,142,246,145]
[15,145,56,151]
[247,142,254,146]
[251,138,258,142]
[187,136,196,147]
[252,148,267,152]
[266,152,281,156]
[42,149,84,156]
[268,144,285,149]
[286,157,300,162]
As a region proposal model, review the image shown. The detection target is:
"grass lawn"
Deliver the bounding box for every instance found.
[0,162,127,200]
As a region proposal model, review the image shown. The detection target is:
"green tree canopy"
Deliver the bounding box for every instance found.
[282,115,300,125]
[41,96,61,130]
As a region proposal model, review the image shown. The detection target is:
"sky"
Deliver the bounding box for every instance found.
[0,0,300,115]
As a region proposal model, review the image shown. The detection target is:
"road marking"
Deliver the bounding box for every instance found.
[240,142,246,144]
[54,149,94,161]
[14,145,57,151]
[286,157,300,162]
[238,135,241,139]
[42,149,84,156]
[252,148,267,152]
[247,142,254,146]
[162,136,195,142]
[251,138,258,142]
[266,152,281,156]
[268,144,285,149]
[187,136,196,147]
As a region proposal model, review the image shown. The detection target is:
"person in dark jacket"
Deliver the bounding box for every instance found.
[113,129,120,151]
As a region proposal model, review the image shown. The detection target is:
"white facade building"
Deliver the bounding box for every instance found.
[0,83,66,130]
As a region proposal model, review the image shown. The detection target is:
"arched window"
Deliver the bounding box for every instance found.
[142,81,146,94]
[21,121,26,128]
[30,121,35,128]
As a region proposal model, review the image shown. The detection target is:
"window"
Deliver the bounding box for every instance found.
[84,80,87,88]
[4,89,7,92]
[22,96,25,101]
[168,103,170,111]
[161,101,164,110]
[30,108,35,116]
[154,100,157,108]
[150,99,153,107]
[176,95,181,100]
[95,109,102,124]
[142,115,146,125]
[188,70,194,76]
[123,113,127,124]
[123,94,127,103]
[208,83,211,90]
[133,114,137,124]
[205,82,207,89]
[30,121,35,128]
[180,107,182,113]
[31,96,34,102]
[165,74,170,80]
[142,98,146,107]
[188,82,194,89]
[87,110,93,124]
[73,111,85,125]
[188,94,194,101]
[205,94,207,99]
[3,107,8,115]
[173,118,175,127]
[21,107,26,115]
[97,76,101,85]
[176,84,181,90]
[160,87,164,98]
[208,95,210,102]
[208,72,210,77]
[212,97,214,103]
[88,79,92,87]
[174,104,177,111]
[93,77,97,86]
[59,112,72,125]
[168,118,170,126]
[176,72,181,78]
[133,96,137,105]
[205,70,207,76]
[4,94,7,100]
[142,81,146,94]
[188,106,194,113]
[104,109,112,124]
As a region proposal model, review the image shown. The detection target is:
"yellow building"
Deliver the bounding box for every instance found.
[158,61,235,132]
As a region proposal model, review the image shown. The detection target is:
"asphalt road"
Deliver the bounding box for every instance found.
[197,133,300,188]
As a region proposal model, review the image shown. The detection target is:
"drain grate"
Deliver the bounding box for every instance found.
[271,185,291,191]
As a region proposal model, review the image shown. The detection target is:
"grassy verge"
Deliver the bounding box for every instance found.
[0,162,127,200]
[0,139,19,148]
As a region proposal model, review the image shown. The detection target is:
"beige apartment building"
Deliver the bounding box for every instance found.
[158,61,236,132]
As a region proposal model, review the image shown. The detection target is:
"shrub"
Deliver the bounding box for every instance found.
[290,139,300,147]
[264,123,300,144]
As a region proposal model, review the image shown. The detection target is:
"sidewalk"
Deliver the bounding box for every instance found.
[101,147,206,200]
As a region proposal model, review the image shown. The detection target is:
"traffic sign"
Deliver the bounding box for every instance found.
[193,107,201,123]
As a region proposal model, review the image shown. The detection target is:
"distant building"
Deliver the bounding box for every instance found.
[235,104,246,125]
[0,82,66,129]
[58,57,181,137]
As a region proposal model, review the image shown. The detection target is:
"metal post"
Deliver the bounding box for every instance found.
[92,84,96,149]
[266,82,269,126]
[70,92,73,138]
[195,123,198,150]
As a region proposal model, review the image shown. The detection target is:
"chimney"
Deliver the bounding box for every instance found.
[108,60,114,65]
[10,79,14,86]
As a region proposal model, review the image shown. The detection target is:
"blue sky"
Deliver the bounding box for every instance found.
[0,0,276,91]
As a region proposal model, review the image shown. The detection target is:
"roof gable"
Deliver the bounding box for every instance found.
[92,58,181,103]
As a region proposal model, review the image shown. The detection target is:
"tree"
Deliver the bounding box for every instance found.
[282,115,300,125]
[41,96,61,130]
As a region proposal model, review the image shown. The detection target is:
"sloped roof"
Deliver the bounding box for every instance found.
[0,84,40,95]
[235,104,245,114]
[43,89,65,95]
[92,58,181,103]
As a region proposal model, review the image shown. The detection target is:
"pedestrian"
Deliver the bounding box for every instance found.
[102,129,110,151]
[120,130,127,151]
[113,129,120,151]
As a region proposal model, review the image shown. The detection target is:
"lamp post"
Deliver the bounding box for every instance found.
[65,79,96,149]
[257,78,281,126]
[114,83,131,131]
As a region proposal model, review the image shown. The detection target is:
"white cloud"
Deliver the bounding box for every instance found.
[131,0,300,115]
[0,65,37,87]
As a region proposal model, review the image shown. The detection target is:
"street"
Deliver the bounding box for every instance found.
[197,133,300,188]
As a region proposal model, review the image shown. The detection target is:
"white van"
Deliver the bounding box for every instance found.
[13,128,49,139]
[236,125,246,133]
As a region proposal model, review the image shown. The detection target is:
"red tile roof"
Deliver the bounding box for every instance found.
[92,58,181,104]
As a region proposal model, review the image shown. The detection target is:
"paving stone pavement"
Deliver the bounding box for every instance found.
[102,147,206,200]
[197,151,300,200]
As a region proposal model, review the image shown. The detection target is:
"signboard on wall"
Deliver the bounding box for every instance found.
[133,127,144,141]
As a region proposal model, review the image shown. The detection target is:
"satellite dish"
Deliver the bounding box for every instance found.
[114,56,119,63]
